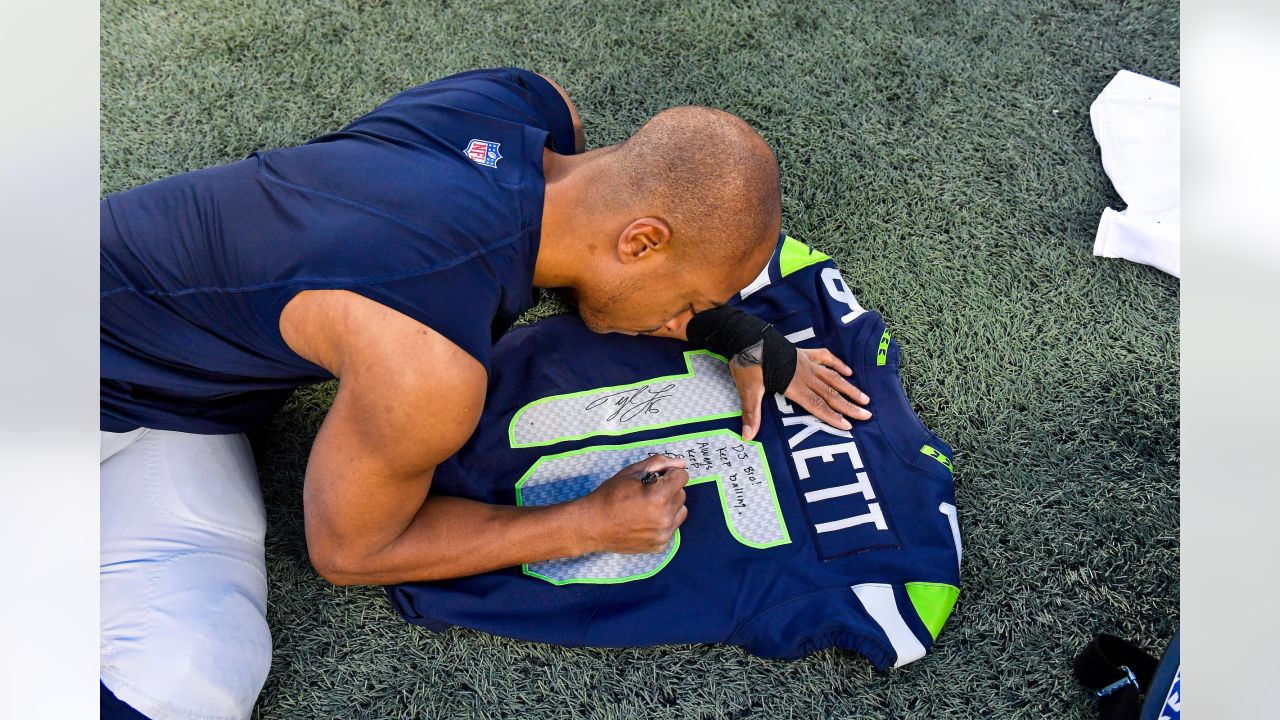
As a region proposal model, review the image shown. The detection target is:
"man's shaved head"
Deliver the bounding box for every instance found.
[537,105,783,336]
[606,106,781,265]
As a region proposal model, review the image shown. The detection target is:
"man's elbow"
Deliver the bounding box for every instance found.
[308,540,450,586]
[308,544,371,587]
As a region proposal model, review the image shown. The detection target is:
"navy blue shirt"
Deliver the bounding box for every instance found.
[101,68,577,433]
[387,236,962,668]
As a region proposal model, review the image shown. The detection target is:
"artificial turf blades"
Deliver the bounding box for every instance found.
[101,1,1179,717]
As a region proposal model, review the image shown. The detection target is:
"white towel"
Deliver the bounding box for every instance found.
[1090,70,1181,278]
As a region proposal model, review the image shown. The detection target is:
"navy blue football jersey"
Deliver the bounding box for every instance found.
[386,235,962,669]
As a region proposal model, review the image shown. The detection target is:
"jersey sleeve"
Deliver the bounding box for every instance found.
[338,227,542,373]
[344,67,579,156]
[343,260,501,372]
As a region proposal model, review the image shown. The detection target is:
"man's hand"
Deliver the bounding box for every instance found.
[574,454,690,554]
[730,346,871,442]
[644,307,872,443]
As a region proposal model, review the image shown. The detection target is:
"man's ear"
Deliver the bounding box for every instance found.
[616,217,672,264]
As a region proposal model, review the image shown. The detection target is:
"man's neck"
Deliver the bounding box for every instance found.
[535,147,613,289]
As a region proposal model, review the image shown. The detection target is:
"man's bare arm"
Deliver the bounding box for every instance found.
[281,290,687,586]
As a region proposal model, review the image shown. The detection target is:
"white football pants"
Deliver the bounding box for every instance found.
[100,427,271,720]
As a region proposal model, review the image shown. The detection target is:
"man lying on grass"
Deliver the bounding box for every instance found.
[100,68,870,720]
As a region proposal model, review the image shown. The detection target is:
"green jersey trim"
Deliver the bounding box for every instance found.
[905,581,960,640]
[779,235,830,278]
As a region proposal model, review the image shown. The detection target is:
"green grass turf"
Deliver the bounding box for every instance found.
[102,0,1179,717]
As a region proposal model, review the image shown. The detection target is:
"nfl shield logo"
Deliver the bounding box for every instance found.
[465,139,503,168]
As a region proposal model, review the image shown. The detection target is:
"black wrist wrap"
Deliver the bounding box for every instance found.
[685,306,798,395]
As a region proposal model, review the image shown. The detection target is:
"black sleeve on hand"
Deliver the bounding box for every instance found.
[759,326,798,395]
[685,306,797,395]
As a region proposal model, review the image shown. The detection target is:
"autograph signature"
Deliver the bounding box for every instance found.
[586,384,676,423]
